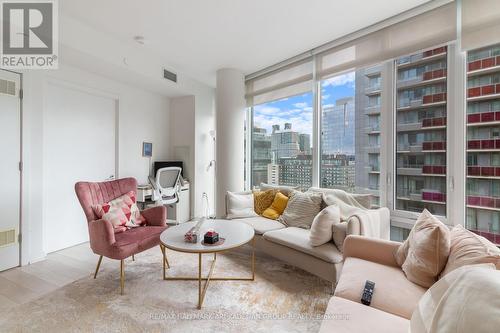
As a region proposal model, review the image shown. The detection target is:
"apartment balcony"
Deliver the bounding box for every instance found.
[422,92,447,105]
[397,69,447,90]
[422,141,446,151]
[467,166,500,178]
[467,111,500,125]
[397,144,423,153]
[365,105,381,115]
[365,85,381,95]
[364,66,381,77]
[422,68,447,81]
[421,190,446,203]
[396,165,423,176]
[397,93,446,111]
[467,84,500,100]
[467,139,500,151]
[396,46,447,69]
[397,122,422,132]
[421,117,447,128]
[467,195,500,210]
[468,55,500,74]
[422,165,446,175]
[397,189,423,201]
[366,146,380,154]
[365,124,380,134]
[423,46,447,59]
[468,229,500,246]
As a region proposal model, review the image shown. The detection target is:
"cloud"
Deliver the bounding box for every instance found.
[293,102,308,108]
[321,72,355,88]
[322,94,331,100]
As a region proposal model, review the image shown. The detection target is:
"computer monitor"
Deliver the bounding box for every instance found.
[153,161,184,178]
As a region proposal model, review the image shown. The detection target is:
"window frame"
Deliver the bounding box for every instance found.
[246,41,467,230]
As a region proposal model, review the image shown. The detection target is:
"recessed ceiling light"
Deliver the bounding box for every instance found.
[133,35,145,45]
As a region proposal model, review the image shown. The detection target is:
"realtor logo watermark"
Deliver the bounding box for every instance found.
[1,0,58,69]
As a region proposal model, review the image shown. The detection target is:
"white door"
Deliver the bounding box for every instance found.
[0,70,21,271]
[44,82,116,253]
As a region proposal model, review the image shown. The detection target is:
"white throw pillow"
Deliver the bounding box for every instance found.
[309,205,340,246]
[226,191,258,219]
[410,263,498,333]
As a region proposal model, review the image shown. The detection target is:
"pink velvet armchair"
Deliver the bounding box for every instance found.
[75,177,169,294]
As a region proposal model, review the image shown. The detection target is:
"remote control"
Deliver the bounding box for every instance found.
[361,280,375,306]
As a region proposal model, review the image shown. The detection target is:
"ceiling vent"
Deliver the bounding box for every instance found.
[163,69,177,83]
[0,79,16,96]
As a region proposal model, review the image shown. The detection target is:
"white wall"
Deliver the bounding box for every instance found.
[21,64,171,262]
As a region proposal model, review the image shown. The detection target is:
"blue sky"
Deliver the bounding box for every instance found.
[253,71,355,137]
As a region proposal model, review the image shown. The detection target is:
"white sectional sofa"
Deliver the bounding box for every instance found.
[226,186,391,288]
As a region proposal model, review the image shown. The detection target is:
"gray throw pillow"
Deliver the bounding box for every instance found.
[279,191,322,229]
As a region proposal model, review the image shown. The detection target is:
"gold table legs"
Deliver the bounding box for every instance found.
[161,238,256,309]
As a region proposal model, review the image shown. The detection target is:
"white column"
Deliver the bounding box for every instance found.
[215,68,245,217]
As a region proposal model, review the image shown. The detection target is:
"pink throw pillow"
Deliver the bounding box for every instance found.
[92,191,145,232]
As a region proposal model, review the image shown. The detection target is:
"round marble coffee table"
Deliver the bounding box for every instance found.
[159,219,255,309]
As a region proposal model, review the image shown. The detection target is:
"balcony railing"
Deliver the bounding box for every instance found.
[468,55,500,72]
[397,144,423,152]
[422,165,446,174]
[467,195,500,209]
[422,191,446,203]
[422,92,447,105]
[422,69,447,81]
[422,117,447,128]
[467,166,500,177]
[468,229,500,245]
[422,141,446,151]
[467,111,500,124]
[423,46,447,59]
[468,84,500,99]
[365,85,381,94]
[467,139,500,150]
[365,105,381,114]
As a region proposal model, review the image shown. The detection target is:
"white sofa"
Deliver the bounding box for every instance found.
[226,187,391,288]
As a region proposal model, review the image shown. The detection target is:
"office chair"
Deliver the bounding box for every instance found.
[153,167,182,205]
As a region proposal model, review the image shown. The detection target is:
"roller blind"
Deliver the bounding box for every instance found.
[245,59,313,106]
[246,2,456,106]
[462,0,500,51]
[317,2,456,78]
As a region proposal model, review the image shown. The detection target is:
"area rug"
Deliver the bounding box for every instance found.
[0,246,331,332]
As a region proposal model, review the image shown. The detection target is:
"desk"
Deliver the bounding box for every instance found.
[137,183,190,224]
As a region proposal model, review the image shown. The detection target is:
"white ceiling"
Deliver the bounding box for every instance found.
[60,0,432,87]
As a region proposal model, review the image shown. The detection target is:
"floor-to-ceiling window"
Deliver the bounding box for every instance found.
[250,92,313,190]
[395,45,448,217]
[466,43,500,245]
[319,66,382,208]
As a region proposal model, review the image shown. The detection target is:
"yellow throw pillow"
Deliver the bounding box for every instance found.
[253,189,278,215]
[262,192,289,220]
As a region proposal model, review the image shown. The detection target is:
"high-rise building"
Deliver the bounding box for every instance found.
[466,43,500,245]
[322,97,355,155]
[271,124,301,159]
[299,133,311,154]
[355,65,382,207]
[251,126,271,186]
[395,46,448,216]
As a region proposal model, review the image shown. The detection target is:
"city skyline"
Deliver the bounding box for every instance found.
[253,72,355,141]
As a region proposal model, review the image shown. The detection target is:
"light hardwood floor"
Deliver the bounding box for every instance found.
[0,243,120,312]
